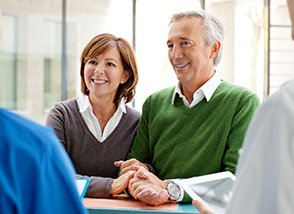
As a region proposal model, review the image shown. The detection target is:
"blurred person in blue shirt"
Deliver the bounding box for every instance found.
[0,109,87,214]
[0,11,86,214]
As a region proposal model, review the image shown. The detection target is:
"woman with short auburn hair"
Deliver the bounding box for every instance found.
[46,33,140,198]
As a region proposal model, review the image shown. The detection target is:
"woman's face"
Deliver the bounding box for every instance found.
[84,47,129,101]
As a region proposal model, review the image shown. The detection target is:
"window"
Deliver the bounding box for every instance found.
[43,20,62,109]
[0,0,291,123]
[0,14,17,109]
[269,3,294,95]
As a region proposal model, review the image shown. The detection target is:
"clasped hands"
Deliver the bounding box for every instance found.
[112,159,215,213]
[112,158,169,206]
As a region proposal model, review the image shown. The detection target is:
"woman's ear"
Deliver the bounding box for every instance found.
[120,70,130,84]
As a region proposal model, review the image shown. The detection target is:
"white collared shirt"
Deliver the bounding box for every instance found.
[77,95,126,142]
[172,73,222,108]
[226,81,294,214]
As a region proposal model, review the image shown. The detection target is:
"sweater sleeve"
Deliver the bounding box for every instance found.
[127,96,152,164]
[223,92,260,173]
[76,174,114,198]
[45,102,67,147]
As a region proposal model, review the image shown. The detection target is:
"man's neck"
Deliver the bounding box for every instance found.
[180,70,216,104]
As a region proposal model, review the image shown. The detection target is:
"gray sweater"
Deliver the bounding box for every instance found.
[46,98,140,198]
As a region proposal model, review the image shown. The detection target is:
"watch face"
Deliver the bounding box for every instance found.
[167,181,181,201]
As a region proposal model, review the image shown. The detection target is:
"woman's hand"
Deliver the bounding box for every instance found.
[109,170,135,195]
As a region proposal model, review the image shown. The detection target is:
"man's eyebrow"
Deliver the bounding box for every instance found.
[167,37,189,44]
[179,37,190,41]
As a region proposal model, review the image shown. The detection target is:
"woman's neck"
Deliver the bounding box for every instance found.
[89,94,117,131]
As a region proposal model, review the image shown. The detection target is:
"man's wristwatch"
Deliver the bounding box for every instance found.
[166,181,181,201]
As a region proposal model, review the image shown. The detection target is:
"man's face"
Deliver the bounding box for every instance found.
[166,16,216,87]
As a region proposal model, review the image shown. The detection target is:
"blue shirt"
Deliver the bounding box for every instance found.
[0,108,87,214]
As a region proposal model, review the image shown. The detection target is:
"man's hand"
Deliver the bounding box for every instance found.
[114,158,149,175]
[192,199,215,214]
[128,167,169,206]
[109,170,135,195]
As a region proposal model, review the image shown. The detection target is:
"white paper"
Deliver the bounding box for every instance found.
[76,178,90,198]
[178,171,235,213]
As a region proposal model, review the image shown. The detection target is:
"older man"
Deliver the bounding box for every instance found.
[116,10,259,206]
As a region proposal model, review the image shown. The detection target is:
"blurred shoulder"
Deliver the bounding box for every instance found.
[52,98,77,109]
[126,105,141,118]
[220,80,257,95]
[0,108,59,151]
[146,86,175,102]
[263,80,294,109]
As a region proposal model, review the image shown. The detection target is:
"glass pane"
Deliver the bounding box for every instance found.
[66,0,133,99]
[43,20,62,109]
[269,1,294,95]
[0,15,16,109]
[0,0,63,123]
[206,0,265,100]
[135,0,202,110]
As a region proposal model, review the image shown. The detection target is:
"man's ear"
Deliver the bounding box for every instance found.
[210,41,221,59]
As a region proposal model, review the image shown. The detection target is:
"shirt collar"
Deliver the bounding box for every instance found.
[77,95,127,113]
[172,72,221,104]
[201,72,222,101]
[118,97,127,113]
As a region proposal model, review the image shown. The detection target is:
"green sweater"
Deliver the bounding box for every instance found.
[128,81,260,181]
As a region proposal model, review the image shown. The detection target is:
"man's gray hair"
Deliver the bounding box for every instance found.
[169,10,224,66]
